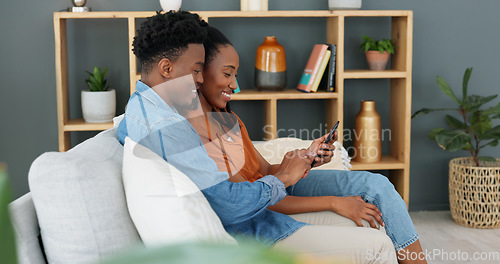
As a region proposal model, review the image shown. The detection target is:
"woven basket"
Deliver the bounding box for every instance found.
[449,157,500,228]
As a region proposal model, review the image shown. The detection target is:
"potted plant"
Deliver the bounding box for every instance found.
[359,35,394,71]
[82,66,116,123]
[412,67,500,228]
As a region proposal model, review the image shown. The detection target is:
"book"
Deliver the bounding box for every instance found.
[326,44,336,92]
[310,49,331,92]
[297,44,329,93]
[318,44,337,92]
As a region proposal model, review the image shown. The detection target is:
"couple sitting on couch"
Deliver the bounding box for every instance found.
[116,10,427,264]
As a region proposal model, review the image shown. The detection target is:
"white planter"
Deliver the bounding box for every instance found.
[160,0,182,12]
[328,0,362,10]
[81,89,116,123]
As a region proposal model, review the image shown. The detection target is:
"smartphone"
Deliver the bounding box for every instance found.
[310,121,340,167]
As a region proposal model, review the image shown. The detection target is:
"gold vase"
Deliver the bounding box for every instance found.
[354,100,382,163]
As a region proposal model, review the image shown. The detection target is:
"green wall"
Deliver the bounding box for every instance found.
[0,0,498,211]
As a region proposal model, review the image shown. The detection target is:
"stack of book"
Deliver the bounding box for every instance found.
[297,44,337,93]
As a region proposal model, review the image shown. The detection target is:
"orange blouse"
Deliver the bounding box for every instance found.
[196,111,264,183]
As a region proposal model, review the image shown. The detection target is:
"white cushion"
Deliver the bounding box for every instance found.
[253,138,351,171]
[122,137,237,247]
[28,129,141,264]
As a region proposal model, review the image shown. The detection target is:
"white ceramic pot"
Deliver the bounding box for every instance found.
[328,0,362,10]
[81,89,116,123]
[160,0,182,12]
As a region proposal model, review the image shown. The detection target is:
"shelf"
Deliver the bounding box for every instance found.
[64,119,113,131]
[54,10,412,20]
[231,89,338,100]
[54,9,412,205]
[350,155,405,171]
[343,70,407,79]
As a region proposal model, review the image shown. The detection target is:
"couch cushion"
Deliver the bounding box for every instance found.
[122,137,236,246]
[28,128,141,264]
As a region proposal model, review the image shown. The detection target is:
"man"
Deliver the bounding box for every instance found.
[117,10,313,246]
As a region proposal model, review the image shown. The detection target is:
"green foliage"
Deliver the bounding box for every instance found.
[359,35,395,54]
[85,66,110,92]
[412,67,500,166]
[98,242,299,264]
[0,164,17,264]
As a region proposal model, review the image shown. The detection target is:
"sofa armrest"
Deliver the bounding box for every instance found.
[9,193,47,264]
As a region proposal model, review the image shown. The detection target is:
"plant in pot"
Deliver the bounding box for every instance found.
[82,66,116,123]
[359,35,394,71]
[412,67,500,228]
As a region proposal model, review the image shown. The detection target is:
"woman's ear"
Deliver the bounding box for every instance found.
[158,58,173,79]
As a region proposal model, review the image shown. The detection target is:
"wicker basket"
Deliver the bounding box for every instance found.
[449,157,500,228]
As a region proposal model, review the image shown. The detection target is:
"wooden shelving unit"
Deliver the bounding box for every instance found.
[54,10,412,205]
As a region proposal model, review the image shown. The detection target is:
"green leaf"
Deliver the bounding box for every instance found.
[436,76,461,105]
[93,66,101,82]
[462,142,472,150]
[411,108,458,118]
[462,68,472,104]
[478,156,497,162]
[483,102,500,116]
[103,67,108,79]
[445,115,465,129]
[435,130,472,152]
[428,128,445,141]
[470,113,492,135]
[479,125,500,140]
[463,95,498,113]
[493,113,500,119]
[0,165,17,264]
[479,139,498,149]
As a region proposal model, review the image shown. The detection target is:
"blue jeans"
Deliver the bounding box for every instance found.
[286,169,418,251]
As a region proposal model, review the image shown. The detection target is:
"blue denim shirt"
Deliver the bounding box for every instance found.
[117,81,305,246]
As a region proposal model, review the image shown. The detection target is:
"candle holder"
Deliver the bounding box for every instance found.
[240,0,268,11]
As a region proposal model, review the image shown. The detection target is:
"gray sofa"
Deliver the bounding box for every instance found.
[9,127,351,264]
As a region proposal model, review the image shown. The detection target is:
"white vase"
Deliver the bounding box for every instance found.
[81,89,116,123]
[328,0,362,10]
[160,0,182,12]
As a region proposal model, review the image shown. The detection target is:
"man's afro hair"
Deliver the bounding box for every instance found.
[133,10,208,73]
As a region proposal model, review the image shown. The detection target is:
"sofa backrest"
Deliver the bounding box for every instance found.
[27,128,142,264]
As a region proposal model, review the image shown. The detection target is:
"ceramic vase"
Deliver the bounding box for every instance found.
[81,89,116,123]
[365,51,390,71]
[353,100,382,163]
[254,36,287,91]
[160,0,182,12]
[328,0,362,10]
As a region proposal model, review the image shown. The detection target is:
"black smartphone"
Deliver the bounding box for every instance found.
[310,121,340,168]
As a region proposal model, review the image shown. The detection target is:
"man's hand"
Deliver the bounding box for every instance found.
[275,149,315,187]
[308,132,337,167]
[330,196,384,229]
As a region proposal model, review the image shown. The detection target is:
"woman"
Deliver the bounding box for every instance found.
[191,25,426,264]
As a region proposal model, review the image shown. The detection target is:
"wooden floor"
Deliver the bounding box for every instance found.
[409,211,500,264]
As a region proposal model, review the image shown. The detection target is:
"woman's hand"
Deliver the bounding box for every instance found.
[330,196,384,229]
[308,132,337,167]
